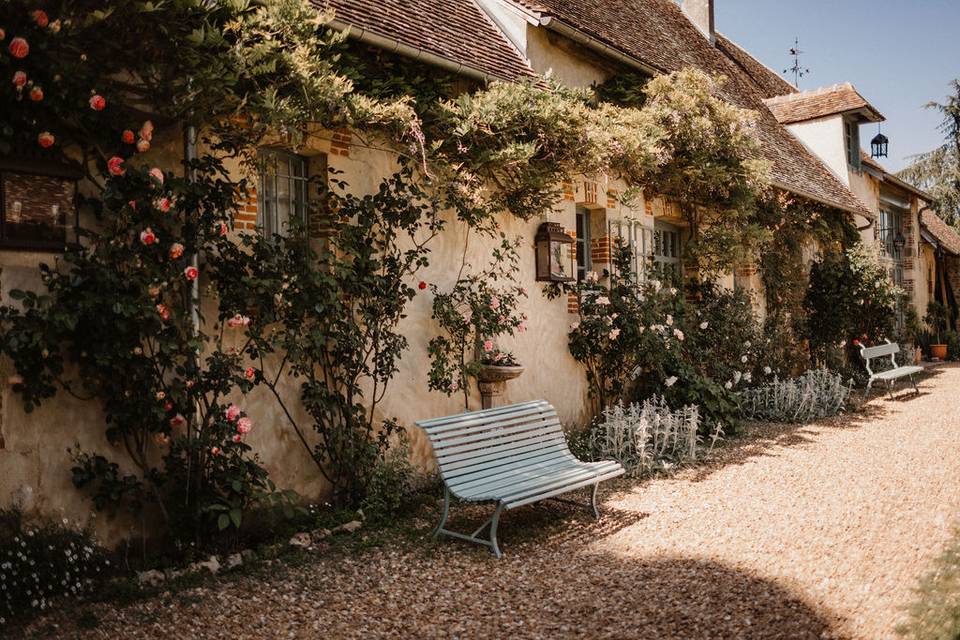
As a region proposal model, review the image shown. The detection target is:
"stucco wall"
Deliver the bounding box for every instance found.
[787,116,849,187]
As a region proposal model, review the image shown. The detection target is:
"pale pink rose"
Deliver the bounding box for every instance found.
[489,297,500,310]
[136,139,150,153]
[156,304,169,321]
[107,156,125,176]
[232,434,242,443]
[224,404,241,422]
[183,266,199,281]
[517,322,526,333]
[12,70,27,87]
[609,328,621,340]
[149,167,164,185]
[169,243,184,259]
[139,228,156,245]
[226,314,251,328]
[482,340,494,353]
[450,379,459,391]
[139,120,154,142]
[210,446,222,456]
[236,417,253,434]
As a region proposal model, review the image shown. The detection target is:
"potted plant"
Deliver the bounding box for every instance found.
[925,301,949,360]
[477,347,524,382]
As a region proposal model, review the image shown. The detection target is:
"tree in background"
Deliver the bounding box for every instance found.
[899,80,960,227]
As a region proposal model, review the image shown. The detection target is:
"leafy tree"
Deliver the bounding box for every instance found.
[899,80,960,227]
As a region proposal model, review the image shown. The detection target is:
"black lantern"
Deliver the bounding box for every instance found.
[870,130,889,159]
[534,221,574,282]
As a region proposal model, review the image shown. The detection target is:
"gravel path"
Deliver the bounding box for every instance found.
[18,365,960,639]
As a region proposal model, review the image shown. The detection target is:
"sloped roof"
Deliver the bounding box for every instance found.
[921,210,960,256]
[507,0,871,216]
[714,33,797,100]
[764,83,884,125]
[861,151,932,202]
[316,0,535,81]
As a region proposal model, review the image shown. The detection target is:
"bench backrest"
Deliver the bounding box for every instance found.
[859,339,901,375]
[416,400,571,495]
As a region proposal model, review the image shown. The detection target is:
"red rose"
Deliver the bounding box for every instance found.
[89,94,106,111]
[852,339,861,346]
[184,266,199,281]
[8,37,29,59]
[245,367,256,380]
[139,228,157,246]
[107,156,125,176]
[29,86,42,102]
[121,129,135,144]
[32,10,49,28]
[12,71,26,87]
[418,281,427,290]
[37,131,54,148]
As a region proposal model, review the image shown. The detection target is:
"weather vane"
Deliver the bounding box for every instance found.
[783,37,810,87]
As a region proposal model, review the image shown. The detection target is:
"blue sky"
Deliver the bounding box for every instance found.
[715,0,960,172]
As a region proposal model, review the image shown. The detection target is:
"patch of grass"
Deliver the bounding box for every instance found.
[898,526,960,639]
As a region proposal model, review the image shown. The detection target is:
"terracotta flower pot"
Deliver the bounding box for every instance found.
[930,344,948,360]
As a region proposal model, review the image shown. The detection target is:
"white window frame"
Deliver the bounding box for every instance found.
[258,148,309,237]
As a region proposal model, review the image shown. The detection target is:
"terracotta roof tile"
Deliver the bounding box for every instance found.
[921,210,960,256]
[714,33,797,100]
[511,0,871,216]
[763,83,884,125]
[316,0,535,81]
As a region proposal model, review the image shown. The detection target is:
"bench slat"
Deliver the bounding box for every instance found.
[431,419,563,453]
[447,454,579,493]
[464,464,620,503]
[426,411,559,443]
[861,342,899,358]
[436,433,569,468]
[459,461,612,500]
[504,467,626,509]
[444,445,572,481]
[417,401,552,431]
[440,439,571,475]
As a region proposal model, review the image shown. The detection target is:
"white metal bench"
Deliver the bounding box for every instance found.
[859,340,922,400]
[417,400,625,558]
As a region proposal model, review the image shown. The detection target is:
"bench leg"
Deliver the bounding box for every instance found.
[433,495,506,559]
[433,487,451,539]
[863,379,873,401]
[910,373,919,394]
[887,379,895,400]
[546,483,602,521]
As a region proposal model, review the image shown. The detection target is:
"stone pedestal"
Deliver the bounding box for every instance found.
[476,365,524,409]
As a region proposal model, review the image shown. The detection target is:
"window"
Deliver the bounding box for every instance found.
[653,221,682,282]
[844,119,861,170]
[877,207,903,286]
[0,169,74,251]
[575,207,591,281]
[258,149,308,237]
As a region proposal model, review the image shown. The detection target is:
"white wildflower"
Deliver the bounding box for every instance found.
[741,355,748,363]
[699,321,708,330]
[673,329,684,341]
[764,366,772,375]
[595,296,610,306]
[724,381,733,390]
[608,328,621,340]
[664,376,678,387]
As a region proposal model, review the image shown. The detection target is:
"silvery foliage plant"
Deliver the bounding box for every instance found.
[738,368,851,423]
[589,396,723,477]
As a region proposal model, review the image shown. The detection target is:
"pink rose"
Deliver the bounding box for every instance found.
[128,200,137,210]
[107,156,125,176]
[139,120,154,142]
[29,86,42,101]
[139,228,156,245]
[169,414,186,427]
[482,340,494,352]
[489,296,500,310]
[12,70,26,87]
[450,380,459,391]
[149,167,164,185]
[8,37,29,59]
[169,242,184,259]
[183,266,199,281]
[89,94,106,111]
[121,129,135,144]
[245,367,256,380]
[236,417,253,434]
[232,434,242,443]
[226,314,251,328]
[155,197,171,213]
[37,131,54,148]
[518,322,526,333]
[224,404,241,422]
[32,10,49,28]
[156,303,169,321]
[210,446,221,456]
[136,139,150,153]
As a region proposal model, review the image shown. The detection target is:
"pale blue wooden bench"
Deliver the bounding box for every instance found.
[859,340,922,400]
[417,400,625,558]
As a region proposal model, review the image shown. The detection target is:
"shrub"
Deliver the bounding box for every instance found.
[804,245,899,368]
[360,433,415,526]
[583,397,723,477]
[0,509,110,627]
[738,368,851,423]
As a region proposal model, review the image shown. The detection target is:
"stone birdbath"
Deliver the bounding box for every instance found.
[475,349,524,409]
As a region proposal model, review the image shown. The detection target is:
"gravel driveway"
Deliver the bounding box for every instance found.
[19,365,960,639]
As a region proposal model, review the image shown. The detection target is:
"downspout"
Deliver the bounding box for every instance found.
[328,20,500,82]
[183,123,201,513]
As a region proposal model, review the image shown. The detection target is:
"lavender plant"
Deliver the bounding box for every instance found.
[737,368,851,423]
[585,396,723,477]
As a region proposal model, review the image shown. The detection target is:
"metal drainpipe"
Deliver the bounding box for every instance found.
[184,124,200,341]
